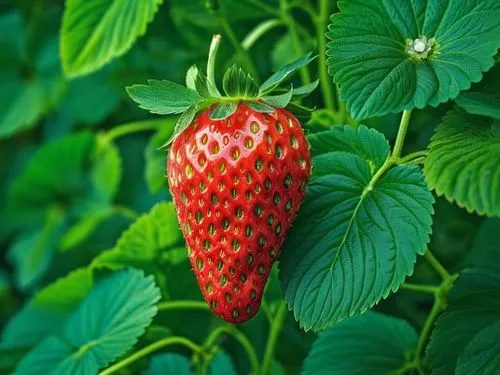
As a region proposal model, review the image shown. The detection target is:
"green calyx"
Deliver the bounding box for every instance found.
[126,34,318,147]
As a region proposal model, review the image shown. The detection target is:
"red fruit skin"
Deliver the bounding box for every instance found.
[167,102,310,323]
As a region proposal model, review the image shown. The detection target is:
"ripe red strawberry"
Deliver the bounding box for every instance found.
[127,34,317,323]
[167,103,311,322]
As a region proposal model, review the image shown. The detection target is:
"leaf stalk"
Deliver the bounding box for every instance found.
[98,337,204,375]
[279,0,311,86]
[242,19,283,50]
[262,302,288,375]
[392,110,413,158]
[203,326,261,375]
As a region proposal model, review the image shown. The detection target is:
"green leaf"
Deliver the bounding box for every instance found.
[427,253,500,375]
[308,125,390,164]
[7,209,66,291]
[114,202,183,260]
[259,52,316,94]
[262,88,293,108]
[146,353,193,375]
[61,0,163,77]
[0,269,8,298]
[455,92,500,120]
[2,204,183,355]
[292,80,319,99]
[271,31,315,71]
[7,132,117,221]
[195,70,221,98]
[0,12,64,139]
[280,125,434,331]
[270,361,286,375]
[1,270,92,351]
[209,102,238,121]
[5,132,121,288]
[166,104,199,146]
[91,138,122,203]
[457,320,500,374]
[303,312,418,375]
[222,65,258,98]
[15,269,160,375]
[33,268,93,312]
[285,103,314,122]
[126,80,201,115]
[455,63,500,119]
[424,108,500,217]
[246,101,275,114]
[467,218,500,263]
[159,246,188,266]
[93,203,184,267]
[57,71,120,127]
[209,352,236,375]
[171,0,275,30]
[185,65,199,91]
[145,120,177,193]
[327,0,500,120]
[58,208,112,252]
[1,305,67,351]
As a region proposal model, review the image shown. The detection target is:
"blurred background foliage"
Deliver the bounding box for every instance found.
[0,0,496,374]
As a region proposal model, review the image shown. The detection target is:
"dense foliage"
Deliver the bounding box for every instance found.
[1,0,499,374]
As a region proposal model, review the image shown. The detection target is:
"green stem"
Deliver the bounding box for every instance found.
[358,110,414,192]
[99,337,203,375]
[411,252,457,371]
[280,0,311,85]
[400,283,438,294]
[398,150,429,165]
[217,13,260,81]
[157,300,210,312]
[110,205,139,221]
[262,302,288,375]
[104,119,165,143]
[316,0,336,113]
[392,110,413,158]
[414,294,442,371]
[207,34,221,88]
[424,251,452,281]
[338,101,348,124]
[405,156,427,166]
[204,326,260,374]
[242,19,283,50]
[261,299,273,325]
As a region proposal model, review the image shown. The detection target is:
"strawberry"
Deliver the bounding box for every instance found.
[127,34,317,323]
[167,102,310,322]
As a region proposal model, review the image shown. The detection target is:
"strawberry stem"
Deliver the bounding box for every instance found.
[203,326,260,374]
[103,119,166,143]
[241,19,283,50]
[207,34,222,91]
[262,302,288,375]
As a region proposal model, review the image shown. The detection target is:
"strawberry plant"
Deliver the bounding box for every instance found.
[0,0,499,374]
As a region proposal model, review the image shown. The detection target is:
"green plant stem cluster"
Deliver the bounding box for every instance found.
[99,299,286,375]
[403,251,458,374]
[385,111,457,374]
[213,0,345,120]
